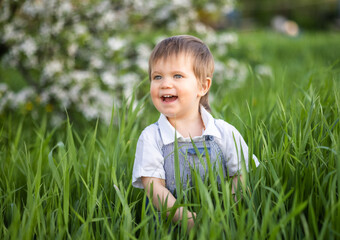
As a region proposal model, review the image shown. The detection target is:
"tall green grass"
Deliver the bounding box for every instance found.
[1,31,340,239]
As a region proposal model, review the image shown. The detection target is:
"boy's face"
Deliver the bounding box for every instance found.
[150,54,207,121]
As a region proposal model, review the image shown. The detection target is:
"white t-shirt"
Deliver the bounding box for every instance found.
[132,106,260,189]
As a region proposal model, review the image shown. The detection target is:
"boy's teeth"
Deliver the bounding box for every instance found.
[162,95,178,102]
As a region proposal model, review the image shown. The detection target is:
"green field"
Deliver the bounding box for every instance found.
[1,31,340,239]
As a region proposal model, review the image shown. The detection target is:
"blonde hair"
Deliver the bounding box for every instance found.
[148,35,214,112]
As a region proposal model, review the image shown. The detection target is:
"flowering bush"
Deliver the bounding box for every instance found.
[0,0,263,125]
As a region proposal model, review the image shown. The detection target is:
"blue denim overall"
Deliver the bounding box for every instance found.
[161,131,227,197]
[146,124,227,231]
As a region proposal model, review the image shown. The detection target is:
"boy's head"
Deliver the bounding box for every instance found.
[148,35,214,112]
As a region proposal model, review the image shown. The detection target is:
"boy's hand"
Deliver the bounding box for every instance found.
[231,174,244,202]
[141,177,197,233]
[187,211,196,233]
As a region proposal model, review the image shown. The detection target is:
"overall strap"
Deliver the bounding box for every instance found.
[154,121,166,156]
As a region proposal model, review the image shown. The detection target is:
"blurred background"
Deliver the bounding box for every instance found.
[0,0,339,126]
[220,0,340,31]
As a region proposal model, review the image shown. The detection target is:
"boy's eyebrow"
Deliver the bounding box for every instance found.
[151,70,162,75]
[151,70,187,75]
[170,70,187,76]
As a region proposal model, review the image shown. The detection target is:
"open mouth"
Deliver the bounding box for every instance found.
[161,95,178,102]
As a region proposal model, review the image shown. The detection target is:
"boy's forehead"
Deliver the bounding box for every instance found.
[152,52,193,66]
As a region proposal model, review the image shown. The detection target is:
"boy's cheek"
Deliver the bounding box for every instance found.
[150,91,158,101]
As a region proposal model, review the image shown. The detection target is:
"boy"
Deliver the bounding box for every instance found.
[132,35,259,231]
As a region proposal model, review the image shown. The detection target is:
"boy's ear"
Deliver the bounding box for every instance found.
[198,77,212,97]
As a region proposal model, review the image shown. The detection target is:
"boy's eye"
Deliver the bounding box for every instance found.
[174,74,183,79]
[153,75,162,80]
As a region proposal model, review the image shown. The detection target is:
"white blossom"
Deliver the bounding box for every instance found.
[255,65,273,77]
[136,57,148,72]
[90,56,104,69]
[137,44,151,59]
[51,114,64,126]
[67,43,78,56]
[107,37,125,51]
[217,44,227,56]
[121,73,139,85]
[155,5,172,21]
[237,64,248,83]
[0,0,237,126]
[3,25,25,42]
[220,32,238,45]
[129,0,156,14]
[40,91,51,104]
[8,88,35,108]
[97,10,116,29]
[205,3,218,12]
[74,24,87,36]
[194,22,210,34]
[69,85,81,102]
[58,74,72,86]
[88,88,114,124]
[0,101,6,113]
[214,60,226,83]
[16,88,35,103]
[101,71,117,87]
[22,1,44,16]
[43,60,63,78]
[136,44,151,70]
[227,58,239,69]
[5,92,15,108]
[81,103,99,120]
[0,83,8,93]
[70,71,93,83]
[121,73,139,97]
[0,84,9,112]
[57,1,73,16]
[49,86,71,108]
[0,1,11,22]
[224,59,248,86]
[172,0,191,7]
[52,20,65,35]
[121,60,131,69]
[20,38,37,57]
[39,24,51,37]
[94,0,112,14]
[101,110,112,125]
[94,91,113,108]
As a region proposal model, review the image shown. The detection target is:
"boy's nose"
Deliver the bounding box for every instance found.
[160,77,173,88]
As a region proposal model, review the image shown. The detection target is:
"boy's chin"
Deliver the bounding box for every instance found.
[155,107,177,118]
[161,111,179,120]
[163,113,177,119]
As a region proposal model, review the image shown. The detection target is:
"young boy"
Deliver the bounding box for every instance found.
[132,35,259,230]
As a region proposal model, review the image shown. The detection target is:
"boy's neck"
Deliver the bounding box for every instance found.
[167,112,205,138]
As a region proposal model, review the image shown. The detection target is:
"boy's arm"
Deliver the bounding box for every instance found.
[141,177,195,229]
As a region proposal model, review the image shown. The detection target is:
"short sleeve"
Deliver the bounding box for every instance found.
[223,123,260,176]
[132,125,165,189]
